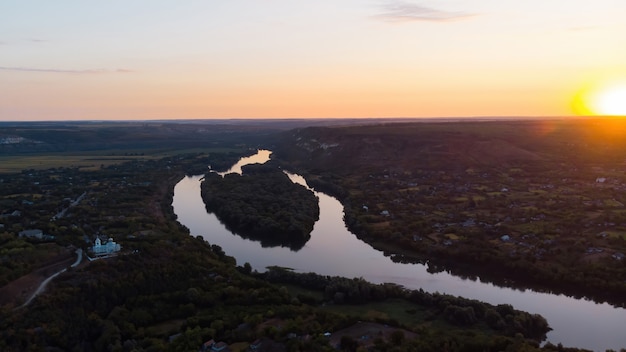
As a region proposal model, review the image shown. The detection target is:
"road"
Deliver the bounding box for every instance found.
[16,248,82,309]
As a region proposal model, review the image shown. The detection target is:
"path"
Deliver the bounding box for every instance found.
[16,249,82,309]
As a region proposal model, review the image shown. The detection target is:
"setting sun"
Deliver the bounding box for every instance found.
[595,85,626,116]
[572,79,626,117]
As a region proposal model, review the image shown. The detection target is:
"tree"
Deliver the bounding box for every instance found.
[340,335,358,352]
[390,330,405,346]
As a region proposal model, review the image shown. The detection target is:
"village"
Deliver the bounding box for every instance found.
[353,164,626,263]
[2,120,623,351]
[272,121,626,303]
[0,157,172,290]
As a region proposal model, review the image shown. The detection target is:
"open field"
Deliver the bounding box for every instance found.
[0,147,243,173]
[324,298,433,328]
[0,248,74,307]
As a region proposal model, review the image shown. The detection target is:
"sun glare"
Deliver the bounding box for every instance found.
[594,85,626,116]
[571,78,626,139]
[575,79,626,117]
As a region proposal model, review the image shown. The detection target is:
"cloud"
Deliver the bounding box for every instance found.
[374,1,475,23]
[0,66,134,74]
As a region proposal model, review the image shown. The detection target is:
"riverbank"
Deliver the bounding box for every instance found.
[270,121,626,308]
[174,149,626,351]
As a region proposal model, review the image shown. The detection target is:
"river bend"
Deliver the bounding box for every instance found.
[172,150,626,351]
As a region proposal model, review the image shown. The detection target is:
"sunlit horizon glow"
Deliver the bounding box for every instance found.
[594,85,626,116]
[1,1,625,121]
[572,76,626,117]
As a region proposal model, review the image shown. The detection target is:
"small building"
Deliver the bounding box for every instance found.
[613,252,625,261]
[500,235,511,242]
[201,339,216,351]
[249,339,263,350]
[19,229,43,239]
[211,341,229,352]
[168,333,182,343]
[92,236,121,256]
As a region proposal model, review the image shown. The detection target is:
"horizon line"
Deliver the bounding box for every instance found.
[0,115,611,124]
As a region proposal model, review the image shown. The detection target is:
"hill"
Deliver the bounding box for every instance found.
[271,119,626,305]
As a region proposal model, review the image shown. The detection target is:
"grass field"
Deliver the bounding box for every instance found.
[282,283,325,301]
[323,298,434,329]
[0,147,242,173]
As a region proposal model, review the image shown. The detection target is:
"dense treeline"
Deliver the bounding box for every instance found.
[0,139,611,352]
[261,267,551,342]
[271,121,626,306]
[201,163,319,250]
[0,121,280,154]
[0,234,304,351]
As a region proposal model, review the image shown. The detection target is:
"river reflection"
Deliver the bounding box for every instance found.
[216,149,272,176]
[173,151,626,351]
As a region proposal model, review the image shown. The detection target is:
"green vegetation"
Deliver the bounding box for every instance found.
[201,163,320,250]
[262,267,550,341]
[0,148,243,173]
[273,119,626,306]
[0,148,557,352]
[0,120,620,351]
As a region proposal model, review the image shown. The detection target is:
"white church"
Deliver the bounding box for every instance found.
[92,236,121,256]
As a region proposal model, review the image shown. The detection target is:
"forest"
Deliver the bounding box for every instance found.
[0,147,563,352]
[201,163,320,250]
[271,119,626,306]
[0,120,624,351]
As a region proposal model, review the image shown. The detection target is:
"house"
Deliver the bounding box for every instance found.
[92,236,121,256]
[168,333,182,343]
[380,210,390,217]
[19,229,43,239]
[249,339,263,350]
[211,341,229,351]
[613,252,625,261]
[201,339,215,351]
[462,219,476,227]
[500,235,511,242]
[201,340,229,352]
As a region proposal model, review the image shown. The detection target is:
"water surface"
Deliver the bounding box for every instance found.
[172,151,626,351]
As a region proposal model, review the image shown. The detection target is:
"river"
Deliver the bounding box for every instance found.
[172,149,626,351]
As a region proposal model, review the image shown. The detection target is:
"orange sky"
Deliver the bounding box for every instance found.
[1,1,625,120]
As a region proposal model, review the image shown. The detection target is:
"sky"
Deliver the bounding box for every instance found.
[1,0,625,121]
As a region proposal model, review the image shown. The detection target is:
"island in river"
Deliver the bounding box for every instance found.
[0,119,621,351]
[201,163,320,250]
[272,119,626,306]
